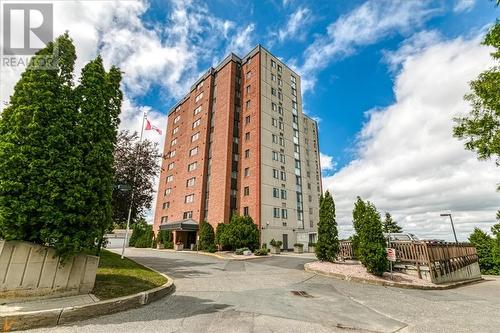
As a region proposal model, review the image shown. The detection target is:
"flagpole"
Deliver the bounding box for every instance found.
[122,110,147,259]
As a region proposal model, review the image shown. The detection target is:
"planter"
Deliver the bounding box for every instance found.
[174,243,184,251]
[156,243,165,250]
[270,246,281,254]
[294,245,304,254]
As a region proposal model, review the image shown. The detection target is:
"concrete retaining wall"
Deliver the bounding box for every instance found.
[0,240,99,299]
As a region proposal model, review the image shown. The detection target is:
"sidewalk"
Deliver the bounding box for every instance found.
[0,294,99,314]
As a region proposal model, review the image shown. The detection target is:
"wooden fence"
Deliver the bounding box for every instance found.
[339,240,479,283]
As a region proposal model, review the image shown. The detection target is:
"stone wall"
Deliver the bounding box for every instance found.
[0,240,99,299]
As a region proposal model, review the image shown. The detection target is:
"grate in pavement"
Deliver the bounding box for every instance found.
[290,290,313,298]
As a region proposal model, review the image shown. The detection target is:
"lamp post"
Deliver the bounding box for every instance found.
[440,213,458,243]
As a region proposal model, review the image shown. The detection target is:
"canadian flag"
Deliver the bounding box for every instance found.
[145,118,162,135]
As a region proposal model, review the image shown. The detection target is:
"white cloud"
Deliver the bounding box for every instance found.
[296,0,441,92]
[324,34,498,242]
[320,153,336,174]
[453,0,476,13]
[225,24,255,56]
[276,7,313,43]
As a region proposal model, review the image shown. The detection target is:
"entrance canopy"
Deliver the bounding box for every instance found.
[160,219,199,232]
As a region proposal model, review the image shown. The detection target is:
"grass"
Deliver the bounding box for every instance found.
[92,250,168,300]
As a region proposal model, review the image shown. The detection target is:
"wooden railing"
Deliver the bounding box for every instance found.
[339,240,478,282]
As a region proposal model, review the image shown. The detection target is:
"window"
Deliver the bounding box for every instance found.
[281,189,287,199]
[245,115,251,124]
[245,132,250,141]
[272,134,278,143]
[279,121,284,131]
[246,100,251,109]
[271,73,276,81]
[162,202,170,209]
[291,75,296,83]
[194,106,202,115]
[246,85,251,94]
[279,137,285,147]
[273,169,279,179]
[167,162,174,170]
[272,151,278,161]
[278,91,282,100]
[174,115,181,124]
[164,188,172,196]
[172,127,179,135]
[281,209,288,219]
[171,138,177,146]
[192,118,201,129]
[166,175,173,183]
[278,78,282,86]
[186,177,195,187]
[243,206,249,216]
[189,147,198,156]
[273,207,280,218]
[271,59,276,68]
[273,188,279,198]
[245,149,250,158]
[278,105,283,115]
[191,132,199,142]
[280,171,286,181]
[272,118,277,127]
[244,167,250,177]
[183,211,193,219]
[277,64,282,72]
[185,194,195,203]
[271,87,276,96]
[195,92,203,103]
[246,71,251,79]
[161,216,168,223]
[188,162,197,172]
[244,186,250,196]
[280,154,286,163]
[272,102,277,111]
[169,150,176,158]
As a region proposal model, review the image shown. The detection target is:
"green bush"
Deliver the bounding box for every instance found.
[352,197,388,276]
[253,248,268,256]
[315,191,340,262]
[294,243,304,247]
[308,242,317,247]
[199,221,215,251]
[270,239,283,247]
[235,247,250,255]
[129,220,154,248]
[164,241,173,249]
[469,227,498,274]
[215,215,260,250]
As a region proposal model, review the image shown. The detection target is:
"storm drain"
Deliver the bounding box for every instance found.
[290,290,313,298]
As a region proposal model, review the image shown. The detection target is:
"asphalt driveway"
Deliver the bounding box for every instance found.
[23,248,500,333]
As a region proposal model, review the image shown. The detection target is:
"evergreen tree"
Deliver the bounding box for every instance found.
[469,228,497,274]
[315,191,340,262]
[352,197,388,276]
[199,221,215,251]
[382,212,403,233]
[0,34,122,259]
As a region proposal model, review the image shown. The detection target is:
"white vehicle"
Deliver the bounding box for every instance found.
[383,233,419,242]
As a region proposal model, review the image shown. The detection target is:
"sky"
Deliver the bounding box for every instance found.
[0,0,498,241]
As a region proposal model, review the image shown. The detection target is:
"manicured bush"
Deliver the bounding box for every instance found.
[253,248,268,256]
[294,243,304,248]
[129,219,153,248]
[352,197,388,276]
[215,215,260,250]
[235,247,250,255]
[199,221,215,251]
[315,191,340,262]
[270,239,283,247]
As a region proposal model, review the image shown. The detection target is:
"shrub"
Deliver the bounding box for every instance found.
[235,247,250,255]
[254,247,268,256]
[352,197,388,276]
[270,239,283,247]
[309,242,317,247]
[469,228,498,274]
[215,215,260,250]
[129,220,154,248]
[199,221,215,251]
[294,243,304,247]
[315,191,340,262]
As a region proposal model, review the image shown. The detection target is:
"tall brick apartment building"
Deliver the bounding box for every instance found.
[153,45,322,251]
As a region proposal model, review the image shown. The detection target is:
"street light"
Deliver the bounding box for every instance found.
[440,213,458,243]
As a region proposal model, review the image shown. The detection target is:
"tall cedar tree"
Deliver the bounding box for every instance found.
[0,34,122,259]
[76,56,122,254]
[112,130,160,227]
[198,221,215,251]
[315,191,340,262]
[468,228,498,274]
[352,197,388,276]
[382,212,403,233]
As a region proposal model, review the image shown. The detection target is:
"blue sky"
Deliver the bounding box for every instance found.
[132,0,497,172]
[0,0,498,240]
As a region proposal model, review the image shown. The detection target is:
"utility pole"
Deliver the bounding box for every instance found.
[121,111,147,259]
[440,213,458,243]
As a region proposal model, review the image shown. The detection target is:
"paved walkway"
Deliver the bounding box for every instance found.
[21,248,500,333]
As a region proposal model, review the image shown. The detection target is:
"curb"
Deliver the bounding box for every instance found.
[151,248,269,261]
[304,265,484,290]
[1,273,174,332]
